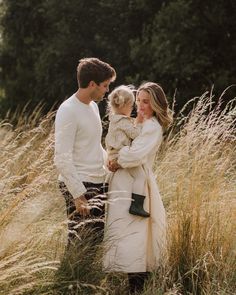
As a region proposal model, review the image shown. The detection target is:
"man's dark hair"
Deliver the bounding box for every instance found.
[77,57,116,88]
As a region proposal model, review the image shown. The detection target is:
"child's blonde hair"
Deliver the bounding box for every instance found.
[108,85,135,113]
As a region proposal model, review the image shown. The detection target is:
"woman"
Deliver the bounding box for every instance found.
[103,82,173,294]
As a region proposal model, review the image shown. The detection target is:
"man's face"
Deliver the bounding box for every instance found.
[91,79,111,101]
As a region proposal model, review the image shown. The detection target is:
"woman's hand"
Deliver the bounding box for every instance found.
[108,159,122,172]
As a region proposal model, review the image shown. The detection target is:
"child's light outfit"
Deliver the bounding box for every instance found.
[105,114,148,202]
[105,114,141,159]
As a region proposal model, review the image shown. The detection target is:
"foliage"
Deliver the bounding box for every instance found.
[0,0,149,116]
[130,0,236,108]
[0,0,236,116]
[0,0,49,113]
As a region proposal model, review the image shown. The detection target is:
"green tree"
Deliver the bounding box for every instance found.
[0,0,48,114]
[130,0,236,108]
[1,0,158,116]
[1,0,235,117]
[34,0,164,110]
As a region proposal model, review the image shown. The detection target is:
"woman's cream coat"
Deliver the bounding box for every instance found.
[103,117,166,273]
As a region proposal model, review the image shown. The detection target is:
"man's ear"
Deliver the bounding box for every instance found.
[89,81,96,87]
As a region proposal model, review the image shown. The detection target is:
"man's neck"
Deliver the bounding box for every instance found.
[75,89,92,105]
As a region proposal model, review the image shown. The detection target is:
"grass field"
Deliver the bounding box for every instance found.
[0,90,235,294]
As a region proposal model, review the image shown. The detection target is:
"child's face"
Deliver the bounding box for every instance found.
[116,101,133,116]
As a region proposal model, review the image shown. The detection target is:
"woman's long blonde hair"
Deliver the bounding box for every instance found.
[137,82,173,129]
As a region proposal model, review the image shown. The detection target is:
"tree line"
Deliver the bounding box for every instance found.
[0,0,235,118]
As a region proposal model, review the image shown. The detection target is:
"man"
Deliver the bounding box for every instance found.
[54,57,116,245]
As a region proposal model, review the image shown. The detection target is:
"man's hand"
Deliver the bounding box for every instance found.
[74,195,90,217]
[108,159,122,172]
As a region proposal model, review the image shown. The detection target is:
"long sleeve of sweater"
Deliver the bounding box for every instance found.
[117,118,163,168]
[54,104,87,198]
[54,95,106,199]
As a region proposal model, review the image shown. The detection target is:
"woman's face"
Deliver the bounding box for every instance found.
[136,90,154,119]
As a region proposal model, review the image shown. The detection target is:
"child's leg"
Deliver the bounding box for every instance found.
[127,166,150,218]
[128,166,147,196]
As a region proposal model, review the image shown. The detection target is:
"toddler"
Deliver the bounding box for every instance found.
[105,85,150,218]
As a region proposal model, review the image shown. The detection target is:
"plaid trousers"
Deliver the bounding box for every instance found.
[59,181,108,245]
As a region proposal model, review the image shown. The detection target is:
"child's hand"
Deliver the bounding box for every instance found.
[108,159,121,172]
[135,110,146,124]
[135,111,145,124]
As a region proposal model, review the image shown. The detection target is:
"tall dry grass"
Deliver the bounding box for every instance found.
[152,88,236,295]
[0,89,235,294]
[0,109,66,294]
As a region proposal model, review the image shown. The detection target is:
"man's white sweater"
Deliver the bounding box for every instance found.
[54,94,107,199]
